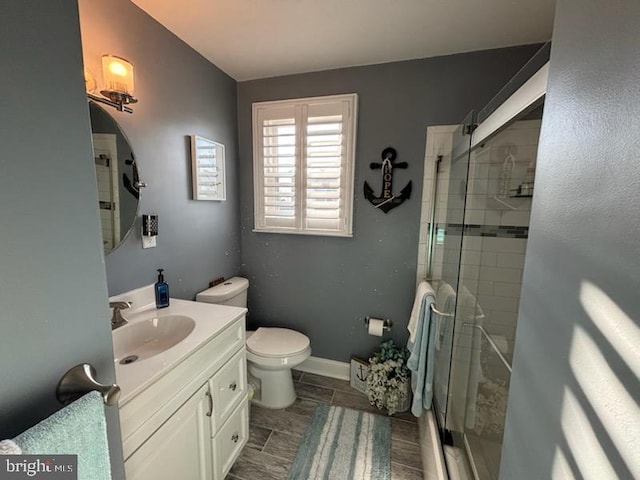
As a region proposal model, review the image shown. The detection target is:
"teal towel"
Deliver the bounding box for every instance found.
[14,391,111,480]
[407,292,437,416]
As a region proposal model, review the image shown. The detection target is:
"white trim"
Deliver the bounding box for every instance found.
[471,62,549,149]
[252,228,353,238]
[251,93,357,109]
[418,409,449,480]
[463,435,480,480]
[252,93,358,237]
[427,125,459,134]
[295,355,351,381]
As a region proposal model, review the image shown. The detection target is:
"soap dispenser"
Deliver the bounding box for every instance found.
[155,268,170,308]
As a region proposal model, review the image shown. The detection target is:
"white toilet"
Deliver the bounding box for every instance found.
[196,277,311,409]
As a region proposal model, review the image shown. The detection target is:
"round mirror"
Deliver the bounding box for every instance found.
[89,102,141,254]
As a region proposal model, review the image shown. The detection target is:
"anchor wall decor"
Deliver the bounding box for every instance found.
[364,147,412,213]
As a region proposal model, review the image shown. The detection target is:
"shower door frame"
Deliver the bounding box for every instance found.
[426,60,550,480]
[429,112,475,433]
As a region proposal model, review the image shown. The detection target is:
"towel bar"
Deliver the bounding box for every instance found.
[463,323,512,373]
[430,304,454,317]
[430,304,485,320]
[57,363,121,406]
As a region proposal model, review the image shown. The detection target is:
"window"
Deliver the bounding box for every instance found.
[252,93,357,237]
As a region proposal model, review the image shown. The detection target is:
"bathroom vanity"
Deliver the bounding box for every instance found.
[110,287,248,480]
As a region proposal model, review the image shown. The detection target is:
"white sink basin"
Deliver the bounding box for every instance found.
[108,287,247,404]
[113,315,196,363]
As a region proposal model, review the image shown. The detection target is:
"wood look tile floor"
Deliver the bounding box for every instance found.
[226,371,423,480]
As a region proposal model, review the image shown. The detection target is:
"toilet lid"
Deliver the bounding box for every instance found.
[246,327,310,357]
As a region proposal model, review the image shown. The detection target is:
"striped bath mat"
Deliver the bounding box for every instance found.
[288,405,391,480]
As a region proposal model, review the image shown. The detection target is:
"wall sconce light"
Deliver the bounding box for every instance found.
[87,55,138,114]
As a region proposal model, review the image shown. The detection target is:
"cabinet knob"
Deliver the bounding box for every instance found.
[231,433,239,443]
[229,382,237,392]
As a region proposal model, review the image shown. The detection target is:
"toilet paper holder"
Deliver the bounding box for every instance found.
[363,316,393,331]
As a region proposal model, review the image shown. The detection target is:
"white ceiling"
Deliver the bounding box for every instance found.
[131,0,556,81]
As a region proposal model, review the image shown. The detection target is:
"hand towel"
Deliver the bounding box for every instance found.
[407,290,437,416]
[13,391,111,480]
[407,281,435,343]
[0,440,22,454]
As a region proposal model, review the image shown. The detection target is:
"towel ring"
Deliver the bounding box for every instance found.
[57,363,121,406]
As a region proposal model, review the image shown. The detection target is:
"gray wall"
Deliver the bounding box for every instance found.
[237,45,542,361]
[501,1,640,478]
[0,2,124,478]
[79,0,241,298]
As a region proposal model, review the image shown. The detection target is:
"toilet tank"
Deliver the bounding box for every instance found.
[196,277,249,307]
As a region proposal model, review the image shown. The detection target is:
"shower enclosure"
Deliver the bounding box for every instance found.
[422,46,549,480]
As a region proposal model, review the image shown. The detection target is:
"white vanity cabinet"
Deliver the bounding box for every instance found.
[124,383,213,480]
[119,315,248,480]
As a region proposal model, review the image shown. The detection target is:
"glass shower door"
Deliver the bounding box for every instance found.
[429,111,474,441]
[459,103,542,479]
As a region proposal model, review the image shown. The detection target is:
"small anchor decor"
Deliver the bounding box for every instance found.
[364,147,412,213]
[350,357,371,394]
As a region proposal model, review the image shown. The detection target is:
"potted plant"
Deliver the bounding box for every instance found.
[365,340,411,415]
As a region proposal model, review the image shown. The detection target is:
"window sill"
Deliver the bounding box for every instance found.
[252,228,353,238]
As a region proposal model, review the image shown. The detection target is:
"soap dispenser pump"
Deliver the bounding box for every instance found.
[155,268,169,308]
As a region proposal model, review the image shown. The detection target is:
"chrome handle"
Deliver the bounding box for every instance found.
[430,304,454,317]
[205,392,213,417]
[231,433,239,443]
[229,382,237,392]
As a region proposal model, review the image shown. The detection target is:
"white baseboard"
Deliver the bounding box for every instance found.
[295,356,350,381]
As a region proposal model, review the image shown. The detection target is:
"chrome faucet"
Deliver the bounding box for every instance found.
[109,301,131,330]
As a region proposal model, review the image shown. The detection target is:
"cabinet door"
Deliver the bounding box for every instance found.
[209,348,247,430]
[125,384,213,480]
[213,398,249,480]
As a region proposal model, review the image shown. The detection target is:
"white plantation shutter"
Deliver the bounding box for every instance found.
[259,105,297,229]
[253,94,357,236]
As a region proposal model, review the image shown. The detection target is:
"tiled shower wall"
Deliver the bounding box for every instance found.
[417,125,457,284]
[417,120,540,360]
[462,119,541,362]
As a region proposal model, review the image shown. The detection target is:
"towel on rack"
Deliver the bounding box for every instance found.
[435,282,456,351]
[407,281,435,343]
[406,290,437,416]
[13,391,111,480]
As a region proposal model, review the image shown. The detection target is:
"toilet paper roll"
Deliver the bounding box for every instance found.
[367,318,385,337]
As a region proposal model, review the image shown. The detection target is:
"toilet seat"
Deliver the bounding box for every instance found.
[246,327,310,357]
